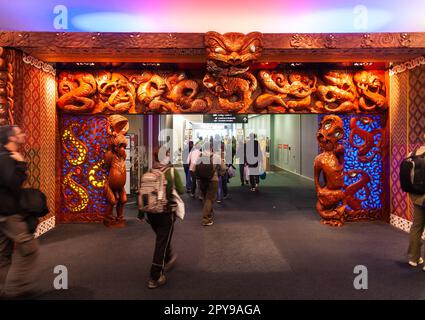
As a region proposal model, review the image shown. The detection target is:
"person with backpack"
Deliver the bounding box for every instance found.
[195,143,227,226]
[404,140,425,269]
[138,147,185,289]
[0,125,41,298]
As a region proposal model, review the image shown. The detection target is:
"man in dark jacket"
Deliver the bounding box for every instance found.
[0,125,40,298]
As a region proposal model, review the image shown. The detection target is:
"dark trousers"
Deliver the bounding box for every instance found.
[183,164,191,191]
[200,180,219,225]
[239,164,245,184]
[147,212,175,280]
[250,175,260,189]
[0,214,39,296]
[222,173,228,197]
[190,171,197,196]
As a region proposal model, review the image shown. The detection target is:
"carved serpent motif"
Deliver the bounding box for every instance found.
[255,70,289,112]
[62,171,89,212]
[88,160,106,188]
[315,71,359,113]
[97,72,136,113]
[203,72,257,113]
[354,71,387,111]
[166,73,212,113]
[57,72,97,113]
[255,71,317,113]
[136,71,178,113]
[62,124,88,166]
[286,73,317,112]
[344,169,370,213]
[349,117,382,162]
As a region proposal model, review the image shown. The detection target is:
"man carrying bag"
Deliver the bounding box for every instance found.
[0,125,43,298]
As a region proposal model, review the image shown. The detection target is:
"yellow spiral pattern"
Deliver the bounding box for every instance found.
[89,160,106,188]
[63,172,89,212]
[62,124,87,165]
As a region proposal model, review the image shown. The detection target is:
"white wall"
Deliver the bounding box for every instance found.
[272,115,301,174]
[244,114,271,139]
[300,115,319,179]
[271,114,318,179]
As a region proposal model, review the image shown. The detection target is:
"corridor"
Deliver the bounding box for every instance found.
[35,171,423,300]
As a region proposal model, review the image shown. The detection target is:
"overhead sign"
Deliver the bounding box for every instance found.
[203,114,248,124]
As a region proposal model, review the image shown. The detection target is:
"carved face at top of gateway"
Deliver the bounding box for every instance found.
[205,31,263,76]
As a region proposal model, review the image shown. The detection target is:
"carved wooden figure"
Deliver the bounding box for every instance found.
[104,115,129,227]
[203,31,262,113]
[314,115,346,227]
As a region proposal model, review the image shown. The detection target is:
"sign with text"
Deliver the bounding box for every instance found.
[203,114,248,124]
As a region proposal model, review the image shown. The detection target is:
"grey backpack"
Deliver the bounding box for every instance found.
[138,166,170,214]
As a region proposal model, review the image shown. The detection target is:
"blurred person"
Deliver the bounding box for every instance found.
[407,134,425,269]
[140,147,185,289]
[182,140,193,193]
[0,125,41,298]
[187,142,201,198]
[236,137,247,186]
[196,143,226,226]
[245,133,263,192]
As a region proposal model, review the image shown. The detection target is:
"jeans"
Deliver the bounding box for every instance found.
[183,164,191,191]
[217,173,228,201]
[0,214,39,296]
[146,212,176,281]
[408,204,425,262]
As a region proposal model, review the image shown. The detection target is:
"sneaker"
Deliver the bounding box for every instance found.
[164,254,177,272]
[408,257,424,267]
[217,199,222,203]
[202,221,214,226]
[250,188,256,192]
[148,274,166,289]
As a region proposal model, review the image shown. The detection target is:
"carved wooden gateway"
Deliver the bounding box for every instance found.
[2,30,423,227]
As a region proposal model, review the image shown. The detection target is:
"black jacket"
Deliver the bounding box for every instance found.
[0,147,28,216]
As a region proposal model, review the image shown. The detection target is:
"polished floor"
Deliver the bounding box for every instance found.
[33,170,424,300]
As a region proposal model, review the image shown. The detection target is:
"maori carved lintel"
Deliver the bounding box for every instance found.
[290,34,314,48]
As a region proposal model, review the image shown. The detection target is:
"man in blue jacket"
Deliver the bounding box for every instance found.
[0,125,40,298]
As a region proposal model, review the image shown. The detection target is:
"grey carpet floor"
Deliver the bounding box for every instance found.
[34,170,425,300]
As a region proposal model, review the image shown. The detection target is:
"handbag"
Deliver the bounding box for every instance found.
[227,165,236,178]
[19,188,49,218]
[171,168,185,220]
[244,164,250,181]
[259,167,267,180]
